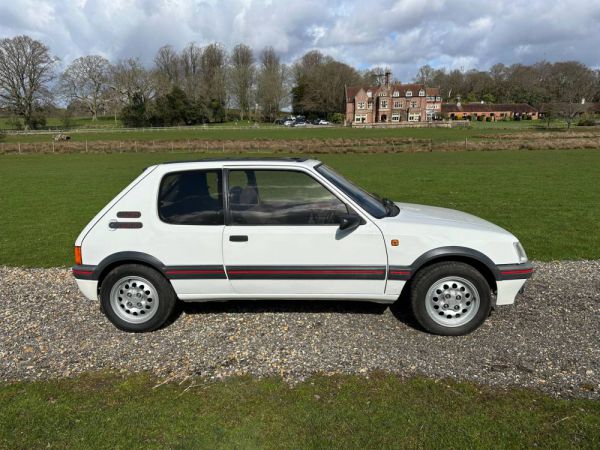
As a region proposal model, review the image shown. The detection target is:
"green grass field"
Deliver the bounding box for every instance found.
[0,149,598,267]
[1,373,598,448]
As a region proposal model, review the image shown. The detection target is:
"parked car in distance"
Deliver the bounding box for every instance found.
[292,120,307,127]
[318,119,330,125]
[73,158,533,335]
[283,120,294,126]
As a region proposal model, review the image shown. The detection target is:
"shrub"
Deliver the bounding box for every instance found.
[577,118,596,126]
[329,113,345,124]
[7,116,23,130]
[485,117,492,122]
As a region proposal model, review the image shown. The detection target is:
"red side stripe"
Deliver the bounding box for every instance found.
[389,271,411,275]
[72,270,93,276]
[166,270,225,275]
[500,269,534,275]
[228,270,384,275]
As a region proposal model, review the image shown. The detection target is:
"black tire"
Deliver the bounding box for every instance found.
[410,261,491,336]
[100,264,176,332]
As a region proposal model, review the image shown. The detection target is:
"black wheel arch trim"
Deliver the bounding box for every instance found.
[73,251,167,282]
[403,246,533,281]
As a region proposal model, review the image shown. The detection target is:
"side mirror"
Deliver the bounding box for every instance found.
[338,213,363,232]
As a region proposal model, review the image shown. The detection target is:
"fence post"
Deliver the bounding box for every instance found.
[85,140,88,152]
[18,142,21,154]
[465,138,468,151]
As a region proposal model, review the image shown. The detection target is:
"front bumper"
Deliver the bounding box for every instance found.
[494,262,534,305]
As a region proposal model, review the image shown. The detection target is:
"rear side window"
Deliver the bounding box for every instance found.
[158,170,224,225]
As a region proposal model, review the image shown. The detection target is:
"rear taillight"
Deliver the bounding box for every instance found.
[74,246,82,265]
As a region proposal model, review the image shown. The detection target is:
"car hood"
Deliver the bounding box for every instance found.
[390,202,510,234]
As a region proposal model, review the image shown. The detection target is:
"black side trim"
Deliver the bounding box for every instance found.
[72,265,97,280]
[109,221,143,229]
[496,262,534,280]
[387,266,412,281]
[226,265,386,280]
[164,265,227,280]
[117,211,141,218]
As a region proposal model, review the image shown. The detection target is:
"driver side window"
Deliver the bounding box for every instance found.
[228,169,348,225]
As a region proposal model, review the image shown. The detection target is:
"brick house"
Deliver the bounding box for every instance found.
[345,72,442,126]
[442,103,539,120]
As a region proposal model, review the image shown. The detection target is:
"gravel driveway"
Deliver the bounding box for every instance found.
[1,261,598,398]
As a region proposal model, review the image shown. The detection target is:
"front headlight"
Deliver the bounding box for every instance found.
[514,242,528,263]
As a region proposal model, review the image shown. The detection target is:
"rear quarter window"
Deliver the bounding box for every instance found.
[158,170,224,225]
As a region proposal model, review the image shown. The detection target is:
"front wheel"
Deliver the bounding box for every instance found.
[100,264,176,332]
[410,262,491,335]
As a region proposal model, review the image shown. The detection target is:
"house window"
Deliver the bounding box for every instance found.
[410,100,418,108]
[393,101,401,108]
[354,114,367,123]
[391,114,400,122]
[380,99,388,109]
[367,100,373,109]
[379,91,387,97]
[408,112,421,122]
[357,102,365,109]
[406,90,412,97]
[436,96,441,101]
[419,90,425,97]
[393,91,400,97]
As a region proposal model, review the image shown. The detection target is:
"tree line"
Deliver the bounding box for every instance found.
[0,35,599,129]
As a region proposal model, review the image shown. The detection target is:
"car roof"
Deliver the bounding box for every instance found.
[153,157,321,170]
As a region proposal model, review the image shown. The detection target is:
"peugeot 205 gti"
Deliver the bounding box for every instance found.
[73,158,533,335]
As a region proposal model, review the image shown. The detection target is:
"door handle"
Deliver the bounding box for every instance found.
[229,235,248,242]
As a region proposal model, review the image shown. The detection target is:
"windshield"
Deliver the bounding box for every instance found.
[316,164,388,218]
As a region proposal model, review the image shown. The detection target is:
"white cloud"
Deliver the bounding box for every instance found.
[0,0,598,80]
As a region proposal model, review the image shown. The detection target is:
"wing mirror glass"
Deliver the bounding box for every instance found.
[338,213,363,231]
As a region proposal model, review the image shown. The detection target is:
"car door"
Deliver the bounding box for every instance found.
[222,166,387,295]
[153,167,233,298]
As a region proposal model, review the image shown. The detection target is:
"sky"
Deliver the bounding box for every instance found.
[1,0,599,81]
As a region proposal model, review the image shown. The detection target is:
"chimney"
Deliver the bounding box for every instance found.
[384,71,391,86]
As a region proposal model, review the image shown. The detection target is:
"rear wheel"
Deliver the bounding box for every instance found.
[100,264,176,332]
[410,262,491,335]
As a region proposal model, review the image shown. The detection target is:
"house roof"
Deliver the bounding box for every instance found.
[346,83,440,101]
[442,103,538,114]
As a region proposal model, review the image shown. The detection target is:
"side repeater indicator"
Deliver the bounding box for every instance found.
[391,239,399,247]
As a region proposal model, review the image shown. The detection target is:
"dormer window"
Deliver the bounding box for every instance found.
[379,91,387,97]
[436,96,441,101]
[406,90,412,97]
[393,91,400,97]
[419,90,425,97]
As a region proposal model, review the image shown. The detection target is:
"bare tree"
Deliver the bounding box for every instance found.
[548,61,596,128]
[0,35,57,128]
[414,64,435,85]
[180,42,202,101]
[229,44,255,120]
[58,55,110,120]
[256,47,288,122]
[200,43,228,121]
[110,58,156,104]
[154,45,180,93]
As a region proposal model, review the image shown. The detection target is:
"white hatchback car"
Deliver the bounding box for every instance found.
[73,158,532,335]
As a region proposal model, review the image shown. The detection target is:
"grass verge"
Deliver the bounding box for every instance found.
[0,149,598,267]
[1,373,598,449]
